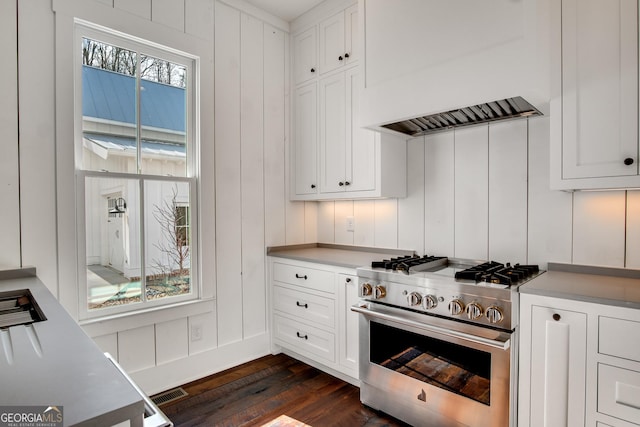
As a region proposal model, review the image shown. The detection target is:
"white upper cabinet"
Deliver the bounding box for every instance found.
[293,26,317,85]
[550,0,640,190]
[318,5,358,75]
[290,1,406,201]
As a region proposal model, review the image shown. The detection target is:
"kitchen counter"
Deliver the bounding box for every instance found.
[519,262,640,310]
[267,243,412,269]
[0,268,144,426]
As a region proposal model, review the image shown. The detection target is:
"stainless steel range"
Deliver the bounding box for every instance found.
[351,255,543,427]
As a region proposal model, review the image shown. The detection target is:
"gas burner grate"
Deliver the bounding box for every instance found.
[455,262,539,286]
[372,255,448,272]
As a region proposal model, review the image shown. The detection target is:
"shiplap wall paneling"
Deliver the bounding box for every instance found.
[572,191,626,267]
[151,0,185,32]
[354,200,375,247]
[156,318,189,364]
[627,191,640,268]
[241,12,266,339]
[215,1,243,346]
[398,138,425,254]
[93,333,119,360]
[114,0,151,20]
[19,0,57,291]
[317,202,335,243]
[185,0,214,40]
[488,120,528,264]
[526,117,572,267]
[188,310,217,355]
[118,325,156,372]
[304,202,319,243]
[424,132,455,256]
[335,200,355,245]
[95,0,113,6]
[264,24,287,247]
[0,0,20,268]
[454,126,489,260]
[374,199,398,248]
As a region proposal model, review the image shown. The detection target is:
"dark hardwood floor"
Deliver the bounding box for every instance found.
[157,353,409,427]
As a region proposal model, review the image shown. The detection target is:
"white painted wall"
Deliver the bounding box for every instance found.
[7,0,309,396]
[318,116,640,269]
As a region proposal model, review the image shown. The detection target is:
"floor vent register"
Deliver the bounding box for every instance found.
[151,387,188,406]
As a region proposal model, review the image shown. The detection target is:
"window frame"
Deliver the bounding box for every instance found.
[74,20,200,320]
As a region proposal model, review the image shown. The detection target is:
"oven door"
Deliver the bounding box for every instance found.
[352,302,515,427]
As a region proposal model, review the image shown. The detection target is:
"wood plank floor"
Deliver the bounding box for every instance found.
[157,353,410,427]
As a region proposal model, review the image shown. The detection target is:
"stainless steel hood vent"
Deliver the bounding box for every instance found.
[380,96,542,137]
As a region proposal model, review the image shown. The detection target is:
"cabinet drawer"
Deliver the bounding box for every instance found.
[598,364,640,424]
[599,317,640,362]
[273,314,335,363]
[273,262,334,293]
[273,285,335,328]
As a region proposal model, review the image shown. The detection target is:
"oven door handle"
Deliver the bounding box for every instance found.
[351,304,510,351]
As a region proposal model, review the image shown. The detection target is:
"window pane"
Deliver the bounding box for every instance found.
[139,55,187,177]
[82,38,138,174]
[85,177,142,309]
[144,180,191,300]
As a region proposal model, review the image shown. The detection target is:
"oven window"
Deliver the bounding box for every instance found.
[370,322,491,405]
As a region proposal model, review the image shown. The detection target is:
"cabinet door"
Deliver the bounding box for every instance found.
[338,274,359,374]
[293,26,317,85]
[319,10,345,75]
[529,305,587,427]
[344,4,358,65]
[294,83,318,195]
[561,0,638,179]
[319,73,346,193]
[345,67,375,192]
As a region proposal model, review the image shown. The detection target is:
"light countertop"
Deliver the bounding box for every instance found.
[0,268,144,426]
[267,243,413,269]
[520,263,640,310]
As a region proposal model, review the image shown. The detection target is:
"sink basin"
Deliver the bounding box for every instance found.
[0,290,46,329]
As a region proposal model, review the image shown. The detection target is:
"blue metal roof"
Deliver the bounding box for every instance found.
[84,132,186,158]
[82,65,186,133]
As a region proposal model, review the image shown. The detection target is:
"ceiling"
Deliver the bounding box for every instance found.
[243,0,326,21]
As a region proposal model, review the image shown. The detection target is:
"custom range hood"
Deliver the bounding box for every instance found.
[379,96,542,138]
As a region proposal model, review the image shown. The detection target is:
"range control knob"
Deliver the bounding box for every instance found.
[407,292,422,306]
[422,294,438,310]
[486,306,504,324]
[448,299,465,316]
[360,283,373,297]
[373,285,387,300]
[466,302,483,320]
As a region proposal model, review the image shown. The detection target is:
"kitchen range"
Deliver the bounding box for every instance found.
[352,255,543,427]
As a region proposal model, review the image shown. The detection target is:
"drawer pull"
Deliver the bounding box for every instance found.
[553,313,561,321]
[295,274,308,280]
[296,332,308,340]
[296,301,308,308]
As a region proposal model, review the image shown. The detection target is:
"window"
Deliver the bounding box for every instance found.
[77,23,198,317]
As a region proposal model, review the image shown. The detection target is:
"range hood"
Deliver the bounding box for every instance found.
[379,96,542,138]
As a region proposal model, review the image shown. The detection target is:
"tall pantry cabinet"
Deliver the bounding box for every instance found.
[290,2,406,201]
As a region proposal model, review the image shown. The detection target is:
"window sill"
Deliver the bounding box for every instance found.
[80,297,216,337]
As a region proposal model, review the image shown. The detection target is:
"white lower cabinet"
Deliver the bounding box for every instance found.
[520,293,640,427]
[269,258,359,382]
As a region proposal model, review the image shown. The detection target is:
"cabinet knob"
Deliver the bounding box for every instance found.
[345,53,350,58]
[552,313,561,321]
[339,181,344,186]
[338,55,343,61]
[345,181,350,186]
[310,68,315,73]
[624,157,635,166]
[346,278,351,283]
[311,184,316,189]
